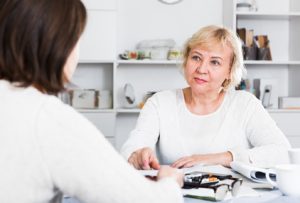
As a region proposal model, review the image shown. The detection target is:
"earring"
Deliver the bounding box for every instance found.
[222,79,231,88]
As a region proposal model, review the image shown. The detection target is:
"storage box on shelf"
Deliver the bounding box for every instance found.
[74,61,114,109]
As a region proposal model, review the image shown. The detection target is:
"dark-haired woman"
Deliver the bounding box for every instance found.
[0,0,183,202]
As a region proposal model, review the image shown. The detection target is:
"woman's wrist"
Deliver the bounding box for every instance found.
[205,152,233,167]
[220,151,233,167]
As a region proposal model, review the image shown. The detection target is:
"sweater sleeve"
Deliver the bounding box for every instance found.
[230,97,291,167]
[36,99,183,203]
[121,96,160,161]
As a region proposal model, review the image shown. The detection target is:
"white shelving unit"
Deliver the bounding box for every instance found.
[223,0,300,147]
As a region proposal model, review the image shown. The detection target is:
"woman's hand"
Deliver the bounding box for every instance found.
[171,151,233,168]
[128,147,160,170]
[157,166,184,187]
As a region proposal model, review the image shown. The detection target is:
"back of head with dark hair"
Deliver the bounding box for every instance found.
[0,0,87,94]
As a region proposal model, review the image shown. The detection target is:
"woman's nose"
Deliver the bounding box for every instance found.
[196,61,209,73]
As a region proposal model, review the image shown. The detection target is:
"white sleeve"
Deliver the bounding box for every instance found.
[121,97,160,161]
[36,100,183,203]
[230,98,291,167]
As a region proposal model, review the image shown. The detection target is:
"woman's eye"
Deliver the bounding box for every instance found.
[191,55,201,61]
[211,60,221,66]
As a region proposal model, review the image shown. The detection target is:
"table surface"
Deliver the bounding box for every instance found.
[63,190,300,203]
[184,190,300,203]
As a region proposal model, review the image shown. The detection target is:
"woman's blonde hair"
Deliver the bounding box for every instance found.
[182,25,246,90]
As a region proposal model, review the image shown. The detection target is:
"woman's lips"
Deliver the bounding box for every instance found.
[194,77,208,84]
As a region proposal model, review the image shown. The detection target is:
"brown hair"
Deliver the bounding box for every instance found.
[0,0,87,94]
[182,25,246,90]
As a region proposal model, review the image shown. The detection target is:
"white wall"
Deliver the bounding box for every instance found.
[116,0,223,53]
[253,0,289,13]
[79,0,117,61]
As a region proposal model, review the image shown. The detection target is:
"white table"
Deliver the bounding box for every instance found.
[184,190,300,203]
[63,190,300,203]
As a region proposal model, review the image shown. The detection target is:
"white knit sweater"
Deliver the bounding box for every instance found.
[0,80,183,203]
[121,89,291,167]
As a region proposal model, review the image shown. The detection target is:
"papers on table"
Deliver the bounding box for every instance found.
[230,161,275,188]
[139,169,159,177]
[138,164,261,200]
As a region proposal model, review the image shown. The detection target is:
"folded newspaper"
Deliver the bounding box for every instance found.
[230,161,276,183]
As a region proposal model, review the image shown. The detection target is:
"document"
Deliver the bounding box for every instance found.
[139,164,231,176]
[182,187,231,201]
[230,161,275,183]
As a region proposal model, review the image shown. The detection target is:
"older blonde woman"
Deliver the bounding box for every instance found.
[121,25,291,170]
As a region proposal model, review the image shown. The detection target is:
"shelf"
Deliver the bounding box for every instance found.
[78,60,115,64]
[236,12,300,20]
[78,59,300,66]
[116,108,141,113]
[267,109,300,113]
[117,60,182,65]
[76,109,115,113]
[75,108,142,114]
[244,60,300,65]
[76,108,300,114]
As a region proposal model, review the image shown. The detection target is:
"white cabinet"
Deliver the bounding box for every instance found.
[81,111,116,145]
[269,110,300,147]
[224,0,300,146]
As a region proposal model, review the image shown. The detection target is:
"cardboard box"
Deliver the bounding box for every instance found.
[71,89,97,109]
[279,97,300,109]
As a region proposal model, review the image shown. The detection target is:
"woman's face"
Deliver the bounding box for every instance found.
[63,41,80,82]
[184,44,232,95]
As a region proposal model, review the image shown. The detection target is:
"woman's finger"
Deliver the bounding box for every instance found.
[140,149,152,170]
[172,157,191,168]
[149,154,160,169]
[129,153,141,169]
